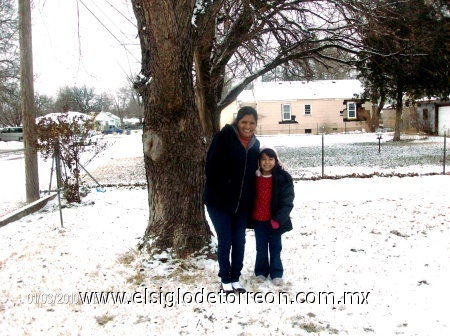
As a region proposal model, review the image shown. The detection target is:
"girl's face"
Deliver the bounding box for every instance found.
[237,114,257,138]
[260,152,276,175]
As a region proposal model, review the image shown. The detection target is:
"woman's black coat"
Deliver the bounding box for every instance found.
[203,124,260,214]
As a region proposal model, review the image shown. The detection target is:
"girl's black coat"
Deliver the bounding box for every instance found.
[203,124,260,214]
[249,166,295,235]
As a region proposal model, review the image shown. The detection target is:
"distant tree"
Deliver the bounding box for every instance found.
[356,0,450,139]
[54,85,104,113]
[96,92,113,112]
[0,0,19,99]
[34,93,55,117]
[126,97,143,123]
[0,0,19,126]
[126,76,144,122]
[110,86,131,122]
[408,2,450,100]
[0,82,20,126]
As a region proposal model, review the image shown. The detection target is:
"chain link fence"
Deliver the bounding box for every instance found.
[263,132,449,180]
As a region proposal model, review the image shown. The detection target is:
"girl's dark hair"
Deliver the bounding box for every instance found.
[234,106,258,124]
[259,148,280,170]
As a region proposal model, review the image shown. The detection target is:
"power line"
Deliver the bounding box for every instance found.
[33,0,141,94]
[87,0,135,41]
[77,0,140,63]
[85,0,140,82]
[102,0,137,28]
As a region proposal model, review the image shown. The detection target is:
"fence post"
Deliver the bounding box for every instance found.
[54,143,64,228]
[444,131,447,175]
[321,131,325,177]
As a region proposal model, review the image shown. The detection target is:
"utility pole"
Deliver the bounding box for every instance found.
[19,0,40,202]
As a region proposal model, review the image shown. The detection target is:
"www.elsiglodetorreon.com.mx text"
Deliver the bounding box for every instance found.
[27,288,370,307]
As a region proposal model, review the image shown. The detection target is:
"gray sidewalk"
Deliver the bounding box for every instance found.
[0,193,56,228]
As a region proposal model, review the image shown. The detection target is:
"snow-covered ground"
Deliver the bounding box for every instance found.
[0,132,449,335]
[0,132,143,216]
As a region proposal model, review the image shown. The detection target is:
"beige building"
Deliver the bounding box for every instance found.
[382,99,450,135]
[221,80,371,135]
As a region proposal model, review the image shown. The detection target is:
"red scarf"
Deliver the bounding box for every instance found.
[239,135,250,148]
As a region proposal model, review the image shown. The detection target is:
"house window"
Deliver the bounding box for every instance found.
[347,102,356,119]
[305,129,312,134]
[281,104,291,121]
[304,104,311,115]
[423,108,429,120]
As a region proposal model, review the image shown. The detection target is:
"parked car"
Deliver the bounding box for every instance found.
[74,130,99,146]
[86,130,99,145]
[0,127,23,142]
[102,126,123,135]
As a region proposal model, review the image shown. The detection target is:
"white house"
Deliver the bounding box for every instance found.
[437,103,450,135]
[94,112,121,131]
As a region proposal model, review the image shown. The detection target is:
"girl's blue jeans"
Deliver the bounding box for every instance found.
[206,205,248,284]
[253,220,283,279]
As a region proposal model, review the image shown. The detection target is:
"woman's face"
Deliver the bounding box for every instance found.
[237,114,257,138]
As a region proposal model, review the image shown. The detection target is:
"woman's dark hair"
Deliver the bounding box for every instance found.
[234,106,258,124]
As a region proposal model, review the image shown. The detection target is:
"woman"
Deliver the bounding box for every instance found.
[203,106,260,293]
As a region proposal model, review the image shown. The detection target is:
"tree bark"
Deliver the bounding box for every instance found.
[368,105,378,133]
[132,1,212,258]
[368,96,385,132]
[393,86,403,141]
[193,1,229,139]
[19,0,40,203]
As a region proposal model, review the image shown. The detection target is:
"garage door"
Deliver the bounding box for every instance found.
[438,106,450,136]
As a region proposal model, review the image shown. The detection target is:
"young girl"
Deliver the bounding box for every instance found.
[251,147,295,286]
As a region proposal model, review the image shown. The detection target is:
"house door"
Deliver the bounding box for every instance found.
[438,106,450,136]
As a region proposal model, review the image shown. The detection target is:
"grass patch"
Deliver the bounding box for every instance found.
[116,248,138,265]
[126,268,145,285]
[95,313,115,326]
[299,321,324,333]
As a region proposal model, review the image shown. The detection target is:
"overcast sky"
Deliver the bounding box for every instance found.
[31,0,141,97]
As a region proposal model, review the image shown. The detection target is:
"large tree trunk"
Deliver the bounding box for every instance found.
[193,12,225,139]
[132,0,212,258]
[193,18,217,138]
[367,104,376,133]
[393,87,403,141]
[195,84,223,138]
[368,96,385,132]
